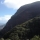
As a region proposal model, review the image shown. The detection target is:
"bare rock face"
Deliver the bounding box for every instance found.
[0,1,40,36]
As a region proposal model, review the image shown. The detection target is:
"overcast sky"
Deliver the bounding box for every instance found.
[0,0,40,23]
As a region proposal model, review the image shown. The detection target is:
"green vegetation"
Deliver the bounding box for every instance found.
[0,17,40,40]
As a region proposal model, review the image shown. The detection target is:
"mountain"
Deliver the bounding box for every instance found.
[0,23,5,30]
[0,24,5,30]
[0,1,40,36]
[2,17,40,40]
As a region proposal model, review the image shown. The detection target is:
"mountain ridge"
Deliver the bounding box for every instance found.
[3,16,40,40]
[0,1,40,37]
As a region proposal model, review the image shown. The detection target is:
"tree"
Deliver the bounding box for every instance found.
[9,33,20,40]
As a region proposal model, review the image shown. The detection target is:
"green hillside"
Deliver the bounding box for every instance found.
[0,17,40,40]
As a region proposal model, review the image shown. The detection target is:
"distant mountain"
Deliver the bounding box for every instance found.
[0,1,40,37]
[0,24,5,30]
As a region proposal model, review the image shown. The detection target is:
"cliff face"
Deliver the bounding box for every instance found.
[1,1,40,36]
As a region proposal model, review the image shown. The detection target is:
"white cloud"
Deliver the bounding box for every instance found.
[1,0,40,9]
[0,15,12,23]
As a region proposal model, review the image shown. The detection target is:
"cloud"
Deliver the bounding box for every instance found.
[1,0,40,9]
[0,15,12,23]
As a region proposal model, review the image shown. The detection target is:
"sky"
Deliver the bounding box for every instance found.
[0,0,40,24]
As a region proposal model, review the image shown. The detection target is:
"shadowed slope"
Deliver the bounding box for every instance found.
[0,1,40,37]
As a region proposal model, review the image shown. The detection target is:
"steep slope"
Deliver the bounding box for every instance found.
[3,17,40,40]
[1,1,40,36]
